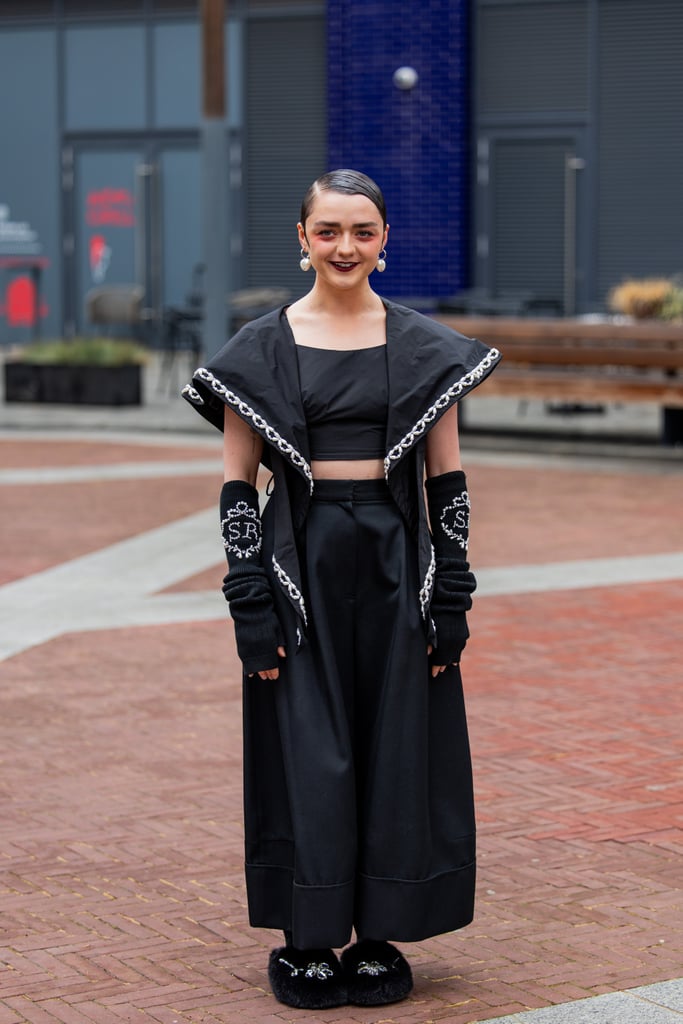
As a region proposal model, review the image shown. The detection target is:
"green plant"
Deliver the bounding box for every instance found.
[15,337,149,367]
[659,285,683,322]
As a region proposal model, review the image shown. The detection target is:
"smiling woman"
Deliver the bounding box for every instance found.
[296,169,387,292]
[296,194,388,302]
[182,168,501,1011]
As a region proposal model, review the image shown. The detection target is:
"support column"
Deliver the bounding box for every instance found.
[201,0,229,360]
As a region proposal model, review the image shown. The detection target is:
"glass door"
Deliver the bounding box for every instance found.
[63,139,201,337]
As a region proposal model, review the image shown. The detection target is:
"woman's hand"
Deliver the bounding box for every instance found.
[250,646,287,681]
[427,644,459,677]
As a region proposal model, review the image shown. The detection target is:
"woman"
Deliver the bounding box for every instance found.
[183,170,500,1010]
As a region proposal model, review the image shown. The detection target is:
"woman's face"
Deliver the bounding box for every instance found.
[298,190,389,290]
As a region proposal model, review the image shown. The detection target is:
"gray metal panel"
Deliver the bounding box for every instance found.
[153,0,197,10]
[597,0,683,300]
[152,21,201,128]
[0,1,54,14]
[477,1,589,114]
[63,0,144,12]
[492,137,572,304]
[64,24,146,130]
[244,15,326,296]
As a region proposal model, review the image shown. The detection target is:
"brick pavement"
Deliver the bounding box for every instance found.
[0,433,681,1024]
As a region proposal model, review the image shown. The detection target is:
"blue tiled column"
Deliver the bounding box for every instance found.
[328,0,469,300]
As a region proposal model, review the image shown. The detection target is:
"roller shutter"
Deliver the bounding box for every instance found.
[597,0,683,299]
[245,15,327,297]
[477,1,588,114]
[491,137,574,308]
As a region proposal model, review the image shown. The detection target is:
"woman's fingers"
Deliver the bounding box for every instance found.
[430,661,459,677]
[251,647,286,681]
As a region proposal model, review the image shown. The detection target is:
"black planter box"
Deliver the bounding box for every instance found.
[4,362,142,406]
[663,406,683,446]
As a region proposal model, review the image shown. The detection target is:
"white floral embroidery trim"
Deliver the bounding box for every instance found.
[383,348,501,476]
[191,368,314,492]
[419,544,436,620]
[272,555,308,625]
[182,384,204,405]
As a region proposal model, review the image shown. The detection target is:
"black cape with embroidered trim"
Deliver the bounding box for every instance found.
[183,300,501,636]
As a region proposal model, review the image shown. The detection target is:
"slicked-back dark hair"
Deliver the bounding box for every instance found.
[300,169,387,228]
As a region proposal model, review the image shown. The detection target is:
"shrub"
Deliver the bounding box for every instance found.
[606,277,683,320]
[14,337,149,367]
[660,285,683,322]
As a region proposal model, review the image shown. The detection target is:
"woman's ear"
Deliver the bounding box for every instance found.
[297,221,307,248]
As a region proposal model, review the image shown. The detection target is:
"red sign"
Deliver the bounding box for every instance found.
[0,275,48,326]
[86,188,135,228]
[7,276,36,326]
[0,256,49,326]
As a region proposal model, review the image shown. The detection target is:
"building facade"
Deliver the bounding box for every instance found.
[473,0,683,316]
[0,0,328,344]
[0,0,681,345]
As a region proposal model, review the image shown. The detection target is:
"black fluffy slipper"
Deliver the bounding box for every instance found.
[268,946,347,1009]
[341,939,413,1006]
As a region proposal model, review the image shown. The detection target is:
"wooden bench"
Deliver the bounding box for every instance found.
[435,316,683,444]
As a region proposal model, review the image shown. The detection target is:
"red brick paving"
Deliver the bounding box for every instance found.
[161,564,225,595]
[0,476,219,585]
[1,438,681,1023]
[0,439,220,470]
[467,463,683,567]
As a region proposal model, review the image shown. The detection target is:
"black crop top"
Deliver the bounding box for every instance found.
[296,344,388,460]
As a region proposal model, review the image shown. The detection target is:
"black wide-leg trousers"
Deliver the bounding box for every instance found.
[243,479,476,949]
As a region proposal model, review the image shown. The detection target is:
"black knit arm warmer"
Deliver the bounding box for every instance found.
[425,469,477,666]
[220,480,283,675]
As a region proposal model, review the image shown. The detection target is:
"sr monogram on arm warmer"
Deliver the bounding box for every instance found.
[222,495,262,559]
[220,480,283,675]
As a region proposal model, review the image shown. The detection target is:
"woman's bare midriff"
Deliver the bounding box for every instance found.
[311,458,384,480]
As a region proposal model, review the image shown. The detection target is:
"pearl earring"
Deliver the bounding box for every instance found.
[376,248,387,273]
[299,249,311,272]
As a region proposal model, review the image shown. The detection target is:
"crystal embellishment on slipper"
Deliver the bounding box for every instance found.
[357,960,389,976]
[278,957,334,980]
[341,940,413,1006]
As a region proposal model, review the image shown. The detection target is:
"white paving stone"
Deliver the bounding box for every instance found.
[1,496,682,660]
[476,552,683,595]
[480,985,683,1022]
[0,508,219,660]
